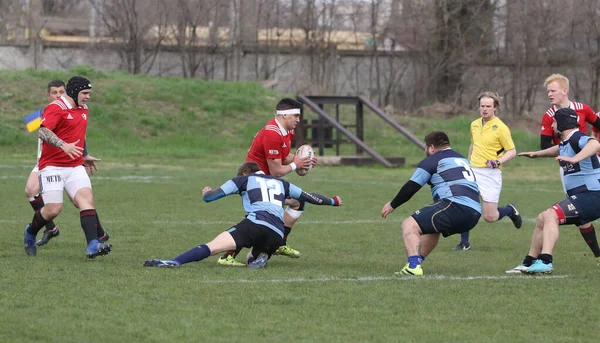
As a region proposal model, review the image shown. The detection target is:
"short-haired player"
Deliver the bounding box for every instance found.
[217,98,315,266]
[381,131,482,276]
[144,162,341,269]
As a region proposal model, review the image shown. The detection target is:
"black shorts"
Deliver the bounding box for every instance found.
[412,199,481,237]
[227,218,283,257]
[551,191,600,226]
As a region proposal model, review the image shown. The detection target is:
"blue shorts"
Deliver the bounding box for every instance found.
[551,191,600,226]
[412,199,481,237]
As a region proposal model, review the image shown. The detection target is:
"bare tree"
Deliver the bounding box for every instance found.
[501,0,566,115]
[0,0,20,42]
[172,0,221,79]
[425,0,495,104]
[90,0,171,74]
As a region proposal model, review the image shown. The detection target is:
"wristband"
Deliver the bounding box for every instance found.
[332,196,341,206]
[289,162,297,171]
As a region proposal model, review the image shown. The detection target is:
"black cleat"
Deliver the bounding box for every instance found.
[36,227,60,246]
[507,203,522,229]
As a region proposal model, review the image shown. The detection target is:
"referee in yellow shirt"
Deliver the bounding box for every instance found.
[452,91,522,251]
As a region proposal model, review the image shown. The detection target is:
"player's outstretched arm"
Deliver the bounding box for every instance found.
[518,145,559,158]
[381,180,422,218]
[202,186,227,203]
[298,191,342,206]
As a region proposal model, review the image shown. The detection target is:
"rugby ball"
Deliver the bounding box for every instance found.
[295,144,314,176]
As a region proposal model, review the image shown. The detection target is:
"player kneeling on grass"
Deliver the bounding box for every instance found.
[144,162,342,269]
[381,131,482,276]
[508,108,600,274]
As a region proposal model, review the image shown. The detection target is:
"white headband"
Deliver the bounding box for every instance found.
[276,108,301,115]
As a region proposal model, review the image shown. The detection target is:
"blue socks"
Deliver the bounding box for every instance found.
[173,244,211,265]
[497,206,513,220]
[460,232,470,245]
[408,255,425,268]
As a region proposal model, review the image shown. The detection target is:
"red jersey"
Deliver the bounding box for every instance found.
[39,96,88,170]
[541,102,597,145]
[246,118,295,175]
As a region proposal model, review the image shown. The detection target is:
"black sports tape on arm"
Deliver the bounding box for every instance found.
[390,180,422,209]
[203,188,226,202]
[540,135,554,150]
[300,191,333,205]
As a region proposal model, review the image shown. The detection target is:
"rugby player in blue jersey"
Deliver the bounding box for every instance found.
[143,162,342,269]
[511,108,600,274]
[381,131,482,276]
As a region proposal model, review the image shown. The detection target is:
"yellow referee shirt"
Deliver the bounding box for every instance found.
[469,117,515,169]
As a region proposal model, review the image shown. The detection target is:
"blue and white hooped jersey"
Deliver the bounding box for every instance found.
[410,149,481,213]
[218,175,303,237]
[559,130,600,195]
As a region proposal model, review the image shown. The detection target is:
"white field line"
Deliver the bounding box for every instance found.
[190,274,571,284]
[0,172,562,192]
[0,217,541,225]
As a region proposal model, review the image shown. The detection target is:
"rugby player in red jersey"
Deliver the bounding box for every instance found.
[218,98,315,266]
[25,80,107,247]
[540,74,600,148]
[23,76,112,259]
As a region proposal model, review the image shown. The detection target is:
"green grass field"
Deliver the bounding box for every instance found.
[1,68,599,342]
[1,159,599,342]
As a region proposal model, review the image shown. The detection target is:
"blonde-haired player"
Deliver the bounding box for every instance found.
[453,91,522,251]
[507,74,600,272]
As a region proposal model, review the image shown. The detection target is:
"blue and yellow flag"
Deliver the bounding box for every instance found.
[24,109,42,132]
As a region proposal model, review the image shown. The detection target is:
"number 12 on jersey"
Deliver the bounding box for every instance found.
[256,178,283,207]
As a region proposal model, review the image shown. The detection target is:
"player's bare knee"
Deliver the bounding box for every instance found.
[534,212,545,226]
[542,209,558,224]
[401,217,420,235]
[43,204,63,219]
[483,213,497,223]
[24,187,37,198]
[74,189,94,209]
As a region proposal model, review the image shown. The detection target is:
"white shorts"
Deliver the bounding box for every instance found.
[31,139,43,173]
[473,167,502,203]
[39,165,91,204]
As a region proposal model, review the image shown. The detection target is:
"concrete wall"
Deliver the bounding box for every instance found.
[1,43,597,116]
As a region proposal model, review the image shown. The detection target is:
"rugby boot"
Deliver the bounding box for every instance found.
[24,225,37,256]
[396,263,423,276]
[36,226,60,246]
[274,245,301,258]
[217,255,246,267]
